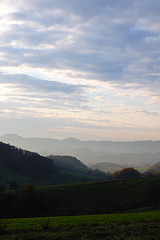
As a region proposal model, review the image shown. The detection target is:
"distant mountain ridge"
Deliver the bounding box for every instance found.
[1,134,160,153]
[1,134,160,166]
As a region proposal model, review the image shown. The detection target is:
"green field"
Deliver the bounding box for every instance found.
[135,167,149,173]
[1,210,160,240]
[1,176,160,218]
[1,177,160,239]
[35,176,160,216]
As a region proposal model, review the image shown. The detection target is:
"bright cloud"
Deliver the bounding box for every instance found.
[0,0,160,140]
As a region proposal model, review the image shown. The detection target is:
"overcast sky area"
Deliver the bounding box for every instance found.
[0,0,160,141]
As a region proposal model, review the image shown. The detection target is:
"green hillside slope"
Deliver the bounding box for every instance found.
[35,176,160,216]
[1,176,160,218]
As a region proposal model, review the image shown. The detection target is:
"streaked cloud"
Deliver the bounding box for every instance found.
[0,0,160,140]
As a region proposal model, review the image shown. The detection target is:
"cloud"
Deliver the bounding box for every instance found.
[0,73,90,120]
[0,0,160,140]
[0,73,87,94]
[0,0,160,90]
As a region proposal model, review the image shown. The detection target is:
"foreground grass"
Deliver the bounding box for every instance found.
[1,210,160,240]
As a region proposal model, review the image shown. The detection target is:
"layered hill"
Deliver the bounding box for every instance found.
[1,134,160,166]
[1,134,160,154]
[0,141,109,188]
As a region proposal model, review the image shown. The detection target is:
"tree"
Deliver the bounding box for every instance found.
[112,168,141,180]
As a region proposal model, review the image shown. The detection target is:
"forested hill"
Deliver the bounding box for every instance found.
[0,141,55,179]
[0,141,110,188]
[47,155,88,173]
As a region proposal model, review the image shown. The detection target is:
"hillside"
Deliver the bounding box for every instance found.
[146,161,160,175]
[47,155,88,173]
[0,141,109,188]
[1,134,160,166]
[1,176,160,218]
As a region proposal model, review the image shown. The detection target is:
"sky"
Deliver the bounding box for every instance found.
[0,0,160,141]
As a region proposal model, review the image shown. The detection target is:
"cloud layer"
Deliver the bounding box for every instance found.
[0,0,160,140]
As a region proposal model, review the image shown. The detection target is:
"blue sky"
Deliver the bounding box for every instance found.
[0,0,160,140]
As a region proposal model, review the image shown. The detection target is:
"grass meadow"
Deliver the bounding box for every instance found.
[1,210,160,240]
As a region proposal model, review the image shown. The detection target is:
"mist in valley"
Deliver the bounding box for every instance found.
[1,134,160,172]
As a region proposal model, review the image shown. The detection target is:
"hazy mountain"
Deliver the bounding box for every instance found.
[0,141,109,188]
[1,134,160,166]
[90,162,127,173]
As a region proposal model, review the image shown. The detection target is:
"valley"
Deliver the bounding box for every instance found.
[0,137,160,239]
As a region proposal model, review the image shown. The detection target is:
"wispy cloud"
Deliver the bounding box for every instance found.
[0,0,160,140]
[0,73,87,94]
